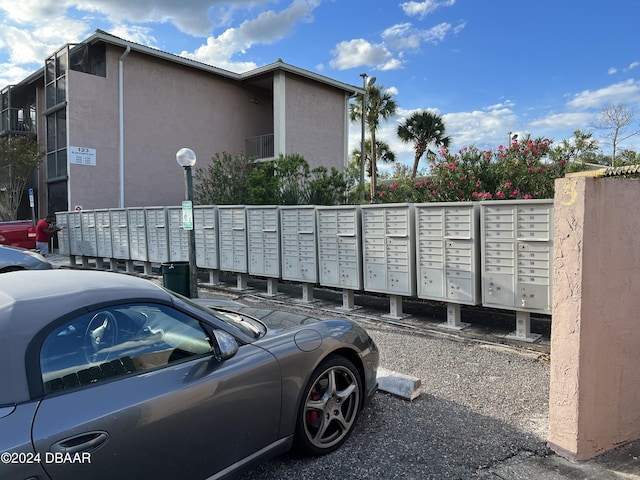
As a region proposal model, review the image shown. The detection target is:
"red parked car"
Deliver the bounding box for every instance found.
[0,220,37,249]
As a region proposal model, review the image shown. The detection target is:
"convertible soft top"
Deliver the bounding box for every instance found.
[0,270,171,404]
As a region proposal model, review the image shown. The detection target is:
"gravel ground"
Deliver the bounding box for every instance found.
[195,284,552,480]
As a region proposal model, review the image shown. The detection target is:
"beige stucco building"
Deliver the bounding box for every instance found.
[1,30,360,215]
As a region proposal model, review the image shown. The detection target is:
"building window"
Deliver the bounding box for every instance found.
[46,109,66,180]
[70,43,106,77]
[45,47,69,182]
[45,48,68,111]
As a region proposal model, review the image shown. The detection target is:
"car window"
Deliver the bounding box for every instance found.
[40,303,212,395]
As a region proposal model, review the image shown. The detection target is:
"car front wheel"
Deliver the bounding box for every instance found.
[295,355,362,455]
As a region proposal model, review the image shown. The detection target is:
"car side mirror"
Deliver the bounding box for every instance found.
[212,330,239,361]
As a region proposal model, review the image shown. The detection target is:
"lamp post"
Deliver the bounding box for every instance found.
[176,147,198,298]
[359,73,376,202]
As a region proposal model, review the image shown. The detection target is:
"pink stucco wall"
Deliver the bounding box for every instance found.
[67,46,273,209]
[284,74,348,172]
[549,175,640,461]
[67,50,120,209]
[64,45,348,210]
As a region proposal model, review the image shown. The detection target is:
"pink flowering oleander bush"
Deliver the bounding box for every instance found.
[375,137,573,203]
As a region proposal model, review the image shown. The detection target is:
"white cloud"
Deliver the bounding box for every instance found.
[626,61,640,71]
[443,106,516,149]
[382,21,461,50]
[330,39,400,71]
[0,4,90,67]
[608,67,618,75]
[484,100,515,111]
[71,0,319,38]
[400,0,456,20]
[330,19,464,72]
[71,0,223,37]
[526,112,594,130]
[420,22,454,44]
[0,62,35,87]
[386,86,399,96]
[0,0,61,25]
[109,25,158,47]
[181,0,320,72]
[567,79,640,109]
[382,23,422,50]
[182,33,258,72]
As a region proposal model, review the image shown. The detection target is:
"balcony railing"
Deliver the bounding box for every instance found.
[245,133,274,160]
[1,108,36,135]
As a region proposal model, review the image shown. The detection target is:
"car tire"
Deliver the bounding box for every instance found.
[294,355,362,455]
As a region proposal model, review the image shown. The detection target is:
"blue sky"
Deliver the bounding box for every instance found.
[1,0,639,171]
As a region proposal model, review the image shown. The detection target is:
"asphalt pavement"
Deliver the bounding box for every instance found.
[46,254,640,479]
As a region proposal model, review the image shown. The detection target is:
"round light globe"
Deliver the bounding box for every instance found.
[176,148,197,167]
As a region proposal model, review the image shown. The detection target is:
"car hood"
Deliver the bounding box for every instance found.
[231,306,320,333]
[190,298,319,334]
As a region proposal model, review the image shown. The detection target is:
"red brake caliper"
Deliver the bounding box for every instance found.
[306,386,321,427]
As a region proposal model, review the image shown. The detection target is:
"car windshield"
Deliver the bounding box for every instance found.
[170,292,266,339]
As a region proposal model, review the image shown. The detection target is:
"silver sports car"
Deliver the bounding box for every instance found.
[0,244,52,272]
[0,270,378,480]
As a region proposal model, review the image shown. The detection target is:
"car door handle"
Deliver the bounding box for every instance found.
[50,431,109,454]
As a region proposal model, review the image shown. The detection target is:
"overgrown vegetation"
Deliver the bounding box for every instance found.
[0,136,42,221]
[194,152,347,206]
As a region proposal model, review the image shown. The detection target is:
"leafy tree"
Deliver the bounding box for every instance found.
[273,153,310,205]
[345,138,396,203]
[195,152,347,206]
[194,152,256,205]
[306,166,347,205]
[350,83,397,201]
[549,129,599,169]
[397,110,450,180]
[246,160,279,204]
[616,149,640,166]
[0,136,42,221]
[591,104,640,165]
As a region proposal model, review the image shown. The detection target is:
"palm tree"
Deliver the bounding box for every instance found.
[350,84,398,201]
[348,140,396,203]
[350,138,396,178]
[397,110,450,179]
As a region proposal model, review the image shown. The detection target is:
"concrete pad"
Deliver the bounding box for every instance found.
[376,367,421,401]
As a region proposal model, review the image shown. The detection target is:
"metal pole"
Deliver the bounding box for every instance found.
[360,73,367,202]
[184,166,198,298]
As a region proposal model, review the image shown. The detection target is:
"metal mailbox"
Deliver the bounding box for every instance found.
[109,209,130,260]
[316,205,362,290]
[80,210,97,257]
[361,203,415,296]
[218,206,248,273]
[127,208,148,262]
[194,206,218,270]
[167,206,189,262]
[415,202,480,304]
[247,206,280,278]
[94,209,113,259]
[481,200,553,314]
[55,212,70,255]
[145,207,169,264]
[280,206,318,283]
[66,211,83,256]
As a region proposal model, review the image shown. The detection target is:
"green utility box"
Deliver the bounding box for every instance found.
[161,262,190,297]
